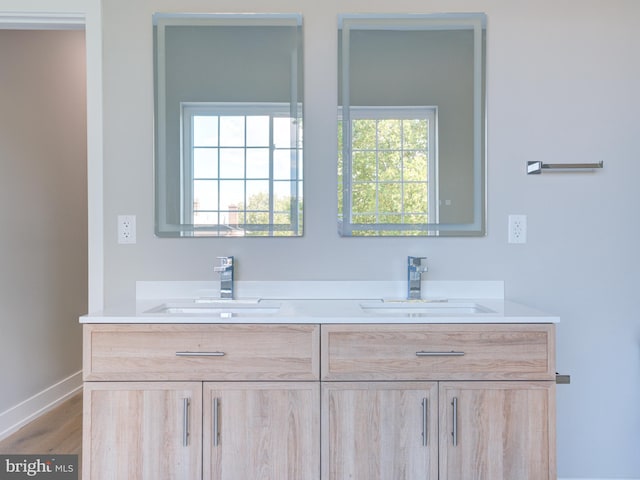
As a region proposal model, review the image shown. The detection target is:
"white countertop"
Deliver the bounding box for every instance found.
[80,281,559,324]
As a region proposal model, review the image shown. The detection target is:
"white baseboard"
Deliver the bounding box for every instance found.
[0,370,83,441]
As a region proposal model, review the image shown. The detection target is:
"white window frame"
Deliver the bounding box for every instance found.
[339,106,438,235]
[181,102,302,236]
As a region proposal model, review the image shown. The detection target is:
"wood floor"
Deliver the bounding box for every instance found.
[0,392,82,456]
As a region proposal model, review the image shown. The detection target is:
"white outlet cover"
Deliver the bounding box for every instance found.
[508,214,527,244]
[118,215,136,244]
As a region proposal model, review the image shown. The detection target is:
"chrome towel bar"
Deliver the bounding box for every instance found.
[527,160,603,174]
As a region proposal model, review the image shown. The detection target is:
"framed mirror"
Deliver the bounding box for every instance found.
[154,13,303,237]
[338,13,486,236]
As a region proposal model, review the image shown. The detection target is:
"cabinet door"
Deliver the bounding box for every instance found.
[322,382,438,480]
[83,382,202,480]
[439,381,556,480]
[204,382,319,480]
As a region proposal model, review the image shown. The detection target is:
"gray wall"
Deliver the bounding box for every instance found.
[102,0,640,477]
[0,30,87,412]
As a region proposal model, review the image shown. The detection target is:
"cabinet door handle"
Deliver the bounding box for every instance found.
[416,351,465,357]
[422,398,428,446]
[175,351,226,357]
[183,398,190,447]
[213,397,220,447]
[452,397,458,446]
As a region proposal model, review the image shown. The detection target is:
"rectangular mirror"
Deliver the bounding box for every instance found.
[154,13,303,237]
[338,13,486,236]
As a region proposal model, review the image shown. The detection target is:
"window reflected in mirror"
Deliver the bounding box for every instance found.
[338,107,437,236]
[184,103,302,235]
[338,14,486,236]
[154,14,303,237]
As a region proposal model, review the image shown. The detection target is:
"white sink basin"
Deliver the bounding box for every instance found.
[146,300,281,316]
[194,297,261,304]
[360,300,494,316]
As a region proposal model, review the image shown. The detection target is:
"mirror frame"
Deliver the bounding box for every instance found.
[153,13,304,237]
[338,13,487,236]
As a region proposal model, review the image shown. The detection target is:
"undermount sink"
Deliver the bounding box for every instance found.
[194,297,261,304]
[146,300,281,316]
[360,300,494,316]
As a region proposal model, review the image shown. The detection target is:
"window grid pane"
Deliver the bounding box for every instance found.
[189,108,301,236]
[348,113,431,227]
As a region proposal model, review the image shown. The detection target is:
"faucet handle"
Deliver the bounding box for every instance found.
[217,256,233,266]
[214,256,234,271]
[408,256,428,272]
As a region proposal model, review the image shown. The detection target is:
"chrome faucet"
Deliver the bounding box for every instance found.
[407,256,428,300]
[214,256,234,299]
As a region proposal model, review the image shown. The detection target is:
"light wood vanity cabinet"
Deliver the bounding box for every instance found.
[321,324,556,480]
[83,324,320,480]
[83,322,555,480]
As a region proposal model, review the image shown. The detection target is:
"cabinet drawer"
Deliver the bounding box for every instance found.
[84,324,319,381]
[321,324,555,381]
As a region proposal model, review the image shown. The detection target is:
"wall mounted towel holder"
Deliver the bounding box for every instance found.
[527,160,604,175]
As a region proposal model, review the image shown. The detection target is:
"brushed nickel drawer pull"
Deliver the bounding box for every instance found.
[452,397,458,446]
[213,397,220,447]
[422,398,428,446]
[176,351,226,357]
[183,398,190,447]
[416,351,465,357]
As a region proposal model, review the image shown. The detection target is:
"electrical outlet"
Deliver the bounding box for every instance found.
[118,215,136,244]
[508,214,527,244]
